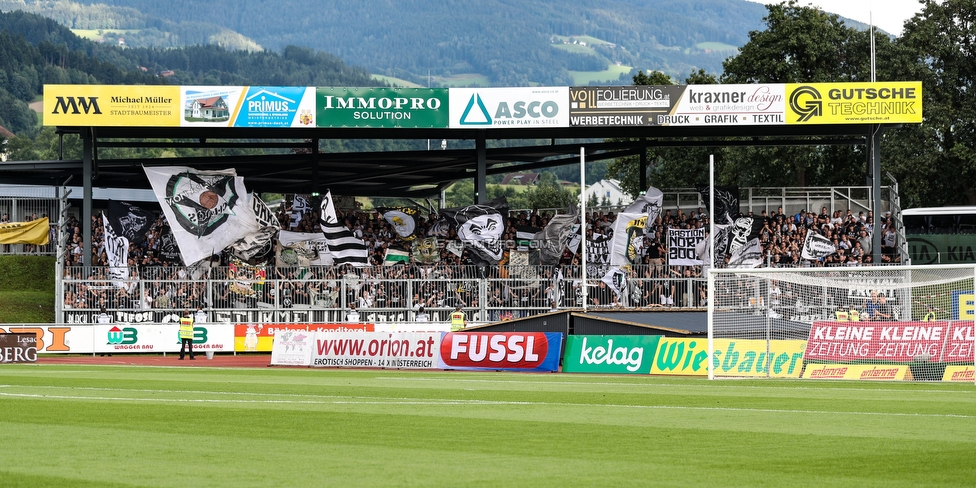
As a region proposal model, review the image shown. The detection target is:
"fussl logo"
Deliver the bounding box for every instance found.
[440,332,549,369]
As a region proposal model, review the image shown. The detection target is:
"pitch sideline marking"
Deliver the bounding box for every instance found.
[0,387,973,419]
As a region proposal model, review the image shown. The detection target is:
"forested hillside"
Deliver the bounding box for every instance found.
[0,9,378,136]
[6,0,770,86]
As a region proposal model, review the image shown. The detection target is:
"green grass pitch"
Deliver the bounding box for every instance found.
[1,365,974,487]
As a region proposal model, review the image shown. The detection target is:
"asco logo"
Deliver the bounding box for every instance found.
[440,332,559,371]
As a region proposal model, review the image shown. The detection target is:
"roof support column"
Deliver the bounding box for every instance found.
[82,127,94,267]
[868,125,883,265]
[312,138,320,193]
[475,132,487,204]
[639,145,647,191]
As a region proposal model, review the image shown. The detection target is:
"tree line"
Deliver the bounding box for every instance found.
[606,0,976,208]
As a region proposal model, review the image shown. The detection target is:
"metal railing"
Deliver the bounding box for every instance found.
[60,264,711,324]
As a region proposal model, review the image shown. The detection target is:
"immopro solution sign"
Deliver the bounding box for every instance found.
[449,87,568,128]
[316,87,448,128]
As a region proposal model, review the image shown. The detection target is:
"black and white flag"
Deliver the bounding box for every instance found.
[289,195,311,230]
[728,237,763,268]
[107,200,154,244]
[728,216,764,255]
[230,194,279,261]
[697,185,740,225]
[101,212,129,288]
[586,233,611,277]
[413,236,440,264]
[601,267,629,307]
[624,186,664,233]
[801,231,838,260]
[319,190,369,267]
[529,211,577,266]
[441,196,509,264]
[378,206,421,241]
[144,166,260,265]
[278,230,331,266]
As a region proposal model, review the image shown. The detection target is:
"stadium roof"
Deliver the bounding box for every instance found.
[0,124,872,199]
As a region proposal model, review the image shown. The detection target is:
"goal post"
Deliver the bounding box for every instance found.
[707,264,976,383]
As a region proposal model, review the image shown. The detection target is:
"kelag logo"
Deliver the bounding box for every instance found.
[789,86,822,122]
[563,335,660,374]
[107,326,138,345]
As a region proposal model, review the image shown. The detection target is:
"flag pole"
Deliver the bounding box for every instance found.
[580,146,587,312]
[707,153,715,380]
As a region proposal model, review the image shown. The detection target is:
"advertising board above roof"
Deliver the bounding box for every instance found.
[43,82,922,128]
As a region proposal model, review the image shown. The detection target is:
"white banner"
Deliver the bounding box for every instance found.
[270,328,315,366]
[667,228,705,265]
[308,331,442,369]
[0,324,235,354]
[450,87,569,128]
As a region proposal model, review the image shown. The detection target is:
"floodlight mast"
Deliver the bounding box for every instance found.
[707,153,715,380]
[580,146,587,312]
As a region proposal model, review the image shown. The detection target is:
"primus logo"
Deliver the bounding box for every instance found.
[50,96,101,115]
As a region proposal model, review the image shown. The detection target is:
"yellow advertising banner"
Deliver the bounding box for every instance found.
[942,365,975,382]
[650,338,806,378]
[802,363,911,381]
[0,217,50,245]
[44,84,181,126]
[785,82,922,125]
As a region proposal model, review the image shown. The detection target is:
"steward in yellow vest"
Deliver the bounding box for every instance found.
[835,310,849,321]
[450,306,466,332]
[923,305,937,321]
[179,310,195,360]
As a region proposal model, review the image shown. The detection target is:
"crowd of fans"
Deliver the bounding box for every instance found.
[58,199,902,316]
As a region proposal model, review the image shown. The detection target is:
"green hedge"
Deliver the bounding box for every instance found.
[0,256,56,323]
[0,256,56,292]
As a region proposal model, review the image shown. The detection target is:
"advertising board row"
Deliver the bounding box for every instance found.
[44,82,922,129]
[0,323,451,355]
[5,321,971,381]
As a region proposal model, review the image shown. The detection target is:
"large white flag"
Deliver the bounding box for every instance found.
[101,212,129,288]
[624,186,664,234]
[319,191,369,267]
[144,166,260,265]
[609,212,648,267]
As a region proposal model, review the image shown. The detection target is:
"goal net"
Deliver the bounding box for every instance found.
[707,265,976,382]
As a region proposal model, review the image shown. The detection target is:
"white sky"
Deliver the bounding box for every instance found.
[748,0,926,36]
